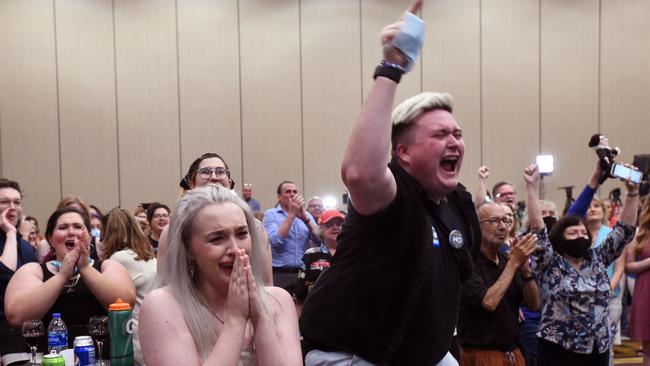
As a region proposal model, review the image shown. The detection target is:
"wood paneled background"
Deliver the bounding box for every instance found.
[1,0,648,224]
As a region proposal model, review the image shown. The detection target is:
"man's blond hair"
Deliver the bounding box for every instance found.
[391,92,453,127]
[391,92,454,155]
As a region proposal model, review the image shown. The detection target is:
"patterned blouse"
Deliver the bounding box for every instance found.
[531,222,636,354]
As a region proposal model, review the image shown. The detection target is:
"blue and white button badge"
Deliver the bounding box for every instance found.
[432,225,440,247]
[449,230,464,249]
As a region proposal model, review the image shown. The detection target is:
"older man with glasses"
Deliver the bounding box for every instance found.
[457,185,541,365]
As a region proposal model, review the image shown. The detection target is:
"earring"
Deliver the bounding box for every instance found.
[188,259,197,280]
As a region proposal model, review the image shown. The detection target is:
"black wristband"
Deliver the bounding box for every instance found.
[373,65,403,84]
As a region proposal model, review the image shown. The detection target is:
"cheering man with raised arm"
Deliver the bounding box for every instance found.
[299,2,480,365]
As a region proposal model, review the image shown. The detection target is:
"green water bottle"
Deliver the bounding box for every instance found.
[109,298,134,366]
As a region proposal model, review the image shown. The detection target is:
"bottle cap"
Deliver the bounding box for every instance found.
[52,313,61,318]
[109,298,131,311]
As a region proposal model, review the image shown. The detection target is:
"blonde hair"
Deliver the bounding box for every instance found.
[390,92,454,159]
[589,197,609,225]
[157,184,269,362]
[102,208,154,261]
[391,92,453,127]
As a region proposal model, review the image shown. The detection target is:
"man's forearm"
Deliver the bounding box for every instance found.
[481,264,518,312]
[277,215,295,239]
[526,185,543,230]
[522,279,541,311]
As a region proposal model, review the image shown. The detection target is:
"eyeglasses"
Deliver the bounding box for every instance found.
[308,204,324,209]
[479,217,513,227]
[197,167,229,178]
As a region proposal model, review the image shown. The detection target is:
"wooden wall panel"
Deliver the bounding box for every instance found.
[600,0,650,198]
[481,0,540,200]
[540,0,599,206]
[361,0,421,107]
[422,0,481,190]
[55,0,119,212]
[239,0,303,209]
[177,0,243,191]
[301,0,361,210]
[3,0,650,220]
[0,0,61,223]
[113,0,181,211]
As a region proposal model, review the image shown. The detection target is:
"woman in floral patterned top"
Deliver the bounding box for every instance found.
[531,180,639,366]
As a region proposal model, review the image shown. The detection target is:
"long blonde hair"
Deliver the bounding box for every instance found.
[157,184,269,361]
[102,208,154,261]
[635,198,650,255]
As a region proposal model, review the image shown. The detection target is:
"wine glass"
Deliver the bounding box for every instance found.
[22,320,44,365]
[88,316,109,365]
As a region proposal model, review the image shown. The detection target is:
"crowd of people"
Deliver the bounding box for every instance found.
[1,1,649,365]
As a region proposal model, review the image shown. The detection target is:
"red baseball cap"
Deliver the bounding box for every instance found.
[318,209,345,225]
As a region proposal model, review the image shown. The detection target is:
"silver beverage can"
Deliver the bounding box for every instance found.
[73,335,96,366]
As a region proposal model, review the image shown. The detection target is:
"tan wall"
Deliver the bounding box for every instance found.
[1,0,649,224]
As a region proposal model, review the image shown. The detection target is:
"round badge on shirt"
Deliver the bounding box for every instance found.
[449,229,464,249]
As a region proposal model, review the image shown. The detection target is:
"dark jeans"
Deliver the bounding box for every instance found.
[537,338,608,366]
[519,316,539,366]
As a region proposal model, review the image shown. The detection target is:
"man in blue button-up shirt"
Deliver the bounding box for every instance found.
[263,180,319,294]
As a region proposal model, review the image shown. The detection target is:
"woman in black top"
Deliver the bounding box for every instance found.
[4,207,134,352]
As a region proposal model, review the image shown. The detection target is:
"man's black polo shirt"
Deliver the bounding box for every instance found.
[300,159,480,365]
[458,250,525,351]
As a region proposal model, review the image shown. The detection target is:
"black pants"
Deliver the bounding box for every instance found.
[272,268,299,295]
[537,338,608,366]
[0,322,25,355]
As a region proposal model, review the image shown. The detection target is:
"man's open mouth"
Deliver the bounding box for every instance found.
[440,156,459,172]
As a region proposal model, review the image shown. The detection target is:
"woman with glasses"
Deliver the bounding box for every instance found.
[140,185,301,365]
[157,153,273,284]
[530,167,639,366]
[179,153,235,192]
[4,206,135,354]
[103,208,157,365]
[145,202,170,255]
[294,209,345,313]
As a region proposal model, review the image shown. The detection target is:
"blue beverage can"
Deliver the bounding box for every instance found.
[73,335,96,366]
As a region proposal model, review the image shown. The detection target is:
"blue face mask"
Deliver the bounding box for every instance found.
[91,228,101,239]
